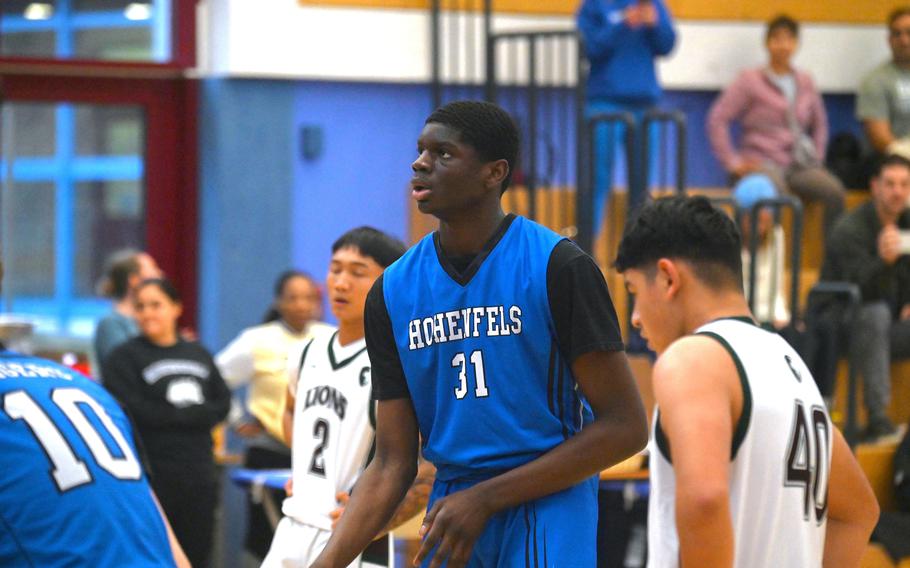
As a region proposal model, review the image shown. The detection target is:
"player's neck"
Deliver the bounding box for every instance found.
[683,290,754,333]
[337,321,365,347]
[437,206,506,257]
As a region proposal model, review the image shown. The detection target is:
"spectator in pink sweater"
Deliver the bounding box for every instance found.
[708,15,845,238]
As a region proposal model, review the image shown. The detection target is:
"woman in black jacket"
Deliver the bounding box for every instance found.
[103,278,230,568]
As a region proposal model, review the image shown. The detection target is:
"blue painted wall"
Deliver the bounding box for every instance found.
[290,82,429,291]
[199,79,298,351]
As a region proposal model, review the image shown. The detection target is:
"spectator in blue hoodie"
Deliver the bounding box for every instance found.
[577,0,676,232]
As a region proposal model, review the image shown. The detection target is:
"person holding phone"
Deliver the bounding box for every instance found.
[576,0,677,231]
[820,154,910,441]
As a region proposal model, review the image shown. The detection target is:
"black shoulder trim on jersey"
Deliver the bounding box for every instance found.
[327,331,368,371]
[696,331,753,461]
[709,315,759,327]
[547,338,557,416]
[655,409,672,464]
[297,338,315,376]
[432,213,516,287]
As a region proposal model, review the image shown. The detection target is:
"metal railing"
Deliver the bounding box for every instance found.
[742,196,804,320]
[485,29,584,231]
[430,0,491,110]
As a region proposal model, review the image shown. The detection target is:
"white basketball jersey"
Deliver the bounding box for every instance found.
[648,318,832,568]
[282,332,375,530]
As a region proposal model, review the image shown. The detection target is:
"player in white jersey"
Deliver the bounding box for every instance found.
[615,195,880,568]
[262,227,433,568]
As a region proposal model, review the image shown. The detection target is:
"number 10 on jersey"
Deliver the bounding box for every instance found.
[452,350,489,399]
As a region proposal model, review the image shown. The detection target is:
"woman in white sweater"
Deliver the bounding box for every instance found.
[215,270,334,561]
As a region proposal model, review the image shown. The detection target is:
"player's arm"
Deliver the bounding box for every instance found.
[150,489,191,568]
[282,385,295,446]
[654,336,737,568]
[311,398,421,568]
[282,339,312,446]
[382,458,435,534]
[311,277,422,568]
[823,428,879,568]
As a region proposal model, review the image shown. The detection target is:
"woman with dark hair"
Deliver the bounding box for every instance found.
[214,270,333,561]
[93,249,161,371]
[708,14,845,239]
[102,278,231,568]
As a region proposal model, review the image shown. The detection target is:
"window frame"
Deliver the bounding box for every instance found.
[0,0,196,68]
[0,71,200,332]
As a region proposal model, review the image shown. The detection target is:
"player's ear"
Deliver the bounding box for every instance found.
[655,258,680,298]
[484,158,509,192]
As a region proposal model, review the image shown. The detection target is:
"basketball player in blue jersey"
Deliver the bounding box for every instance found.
[312,100,648,568]
[616,196,878,567]
[0,260,189,567]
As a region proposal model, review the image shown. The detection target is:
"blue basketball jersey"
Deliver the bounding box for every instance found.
[383,216,592,481]
[0,349,175,567]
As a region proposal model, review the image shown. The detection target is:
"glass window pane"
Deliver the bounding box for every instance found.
[2,104,57,157]
[1,101,146,338]
[74,27,152,61]
[0,1,57,16]
[1,182,56,297]
[76,106,143,156]
[75,0,136,11]
[73,180,145,298]
[0,32,56,58]
[0,0,171,63]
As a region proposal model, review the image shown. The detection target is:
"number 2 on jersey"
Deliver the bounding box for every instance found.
[452,350,489,400]
[784,400,830,523]
[3,388,142,492]
[309,418,330,477]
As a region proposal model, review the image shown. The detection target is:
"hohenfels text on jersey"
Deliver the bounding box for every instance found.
[408,305,523,350]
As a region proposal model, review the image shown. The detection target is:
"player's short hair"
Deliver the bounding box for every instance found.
[135,278,182,303]
[889,6,910,28]
[615,195,743,290]
[332,227,407,269]
[766,14,799,39]
[98,249,141,300]
[425,100,520,193]
[873,153,910,178]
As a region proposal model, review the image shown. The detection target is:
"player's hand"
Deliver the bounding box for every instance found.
[413,487,491,568]
[879,224,902,265]
[330,491,350,529]
[235,420,264,438]
[901,304,910,321]
[284,477,293,496]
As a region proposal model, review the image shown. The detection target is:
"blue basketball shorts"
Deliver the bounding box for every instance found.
[419,474,598,568]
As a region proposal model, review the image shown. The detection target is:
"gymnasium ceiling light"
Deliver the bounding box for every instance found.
[124,2,152,21]
[23,3,54,20]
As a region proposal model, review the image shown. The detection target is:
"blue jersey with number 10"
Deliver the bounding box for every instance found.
[0,349,174,567]
[383,216,592,481]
